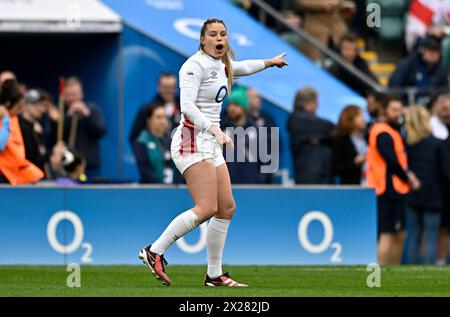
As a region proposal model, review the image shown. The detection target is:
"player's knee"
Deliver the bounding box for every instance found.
[226,201,236,215]
[209,204,219,216]
[197,203,218,218]
[217,200,236,219]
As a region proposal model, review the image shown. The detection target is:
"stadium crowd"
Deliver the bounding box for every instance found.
[1,0,450,264]
[232,0,450,265]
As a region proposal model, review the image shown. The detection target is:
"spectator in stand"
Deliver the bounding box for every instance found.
[18,89,51,178]
[287,87,334,184]
[349,0,376,39]
[133,104,172,184]
[50,145,87,186]
[247,86,275,184]
[389,37,448,104]
[430,91,450,141]
[38,90,60,155]
[60,148,87,184]
[247,87,275,129]
[331,105,367,185]
[129,72,181,145]
[367,95,421,265]
[403,105,450,264]
[328,32,378,97]
[279,6,304,51]
[426,88,446,117]
[0,71,27,95]
[221,87,270,184]
[0,79,44,185]
[366,90,385,131]
[0,70,16,85]
[297,0,348,61]
[429,92,450,264]
[233,0,302,35]
[62,77,107,178]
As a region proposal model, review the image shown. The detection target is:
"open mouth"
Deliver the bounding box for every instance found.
[216,44,224,50]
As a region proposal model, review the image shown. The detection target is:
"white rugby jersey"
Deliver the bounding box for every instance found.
[178,50,265,132]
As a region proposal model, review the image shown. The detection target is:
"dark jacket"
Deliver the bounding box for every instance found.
[133,130,166,184]
[444,126,450,221]
[63,103,106,169]
[18,115,47,173]
[328,55,378,97]
[250,110,276,184]
[40,113,59,156]
[388,51,448,102]
[407,136,450,211]
[251,110,275,129]
[221,114,271,184]
[287,110,335,184]
[129,94,181,145]
[331,135,362,184]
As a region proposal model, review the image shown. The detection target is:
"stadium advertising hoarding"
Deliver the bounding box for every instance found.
[0,186,376,265]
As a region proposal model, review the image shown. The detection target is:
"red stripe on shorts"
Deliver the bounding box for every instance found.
[179,123,198,156]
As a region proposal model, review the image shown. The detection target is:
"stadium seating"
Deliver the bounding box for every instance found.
[366,0,410,43]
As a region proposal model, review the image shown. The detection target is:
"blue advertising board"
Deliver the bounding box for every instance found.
[0,186,376,265]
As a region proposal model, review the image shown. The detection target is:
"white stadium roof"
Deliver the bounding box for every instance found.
[0,0,121,33]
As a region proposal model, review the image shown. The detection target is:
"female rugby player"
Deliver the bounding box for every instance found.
[139,18,288,287]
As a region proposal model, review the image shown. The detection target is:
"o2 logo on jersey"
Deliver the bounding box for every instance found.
[215,85,228,103]
[298,211,342,263]
[47,211,93,263]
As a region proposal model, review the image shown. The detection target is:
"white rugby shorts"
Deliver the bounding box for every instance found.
[171,124,225,175]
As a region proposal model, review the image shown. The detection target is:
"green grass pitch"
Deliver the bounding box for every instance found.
[1,265,449,297]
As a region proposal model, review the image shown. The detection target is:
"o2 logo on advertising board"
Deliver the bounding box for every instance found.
[176,222,208,254]
[47,211,93,263]
[298,211,342,263]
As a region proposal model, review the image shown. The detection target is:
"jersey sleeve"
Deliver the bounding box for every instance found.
[231,60,265,77]
[179,59,213,132]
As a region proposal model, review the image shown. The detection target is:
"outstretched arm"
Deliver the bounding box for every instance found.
[232,53,288,77]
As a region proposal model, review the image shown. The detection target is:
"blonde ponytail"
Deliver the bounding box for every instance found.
[221,47,235,93]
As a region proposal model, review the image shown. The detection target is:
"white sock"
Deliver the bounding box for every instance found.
[207,217,231,278]
[150,209,199,255]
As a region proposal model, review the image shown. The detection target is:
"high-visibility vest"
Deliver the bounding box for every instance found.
[367,122,410,196]
[0,116,44,185]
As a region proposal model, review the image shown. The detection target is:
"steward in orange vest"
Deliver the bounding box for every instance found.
[367,121,410,196]
[0,115,44,185]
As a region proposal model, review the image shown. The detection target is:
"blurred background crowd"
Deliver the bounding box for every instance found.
[1,0,450,264]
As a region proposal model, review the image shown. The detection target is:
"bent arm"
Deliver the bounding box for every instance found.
[376,132,409,182]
